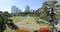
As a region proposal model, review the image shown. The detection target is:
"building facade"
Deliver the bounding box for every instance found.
[24,6,30,12]
[11,6,21,14]
[11,6,16,14]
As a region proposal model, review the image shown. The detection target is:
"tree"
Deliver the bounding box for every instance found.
[0,11,19,32]
[0,11,2,13]
[35,0,60,32]
[35,2,50,21]
[41,0,60,32]
[3,11,12,18]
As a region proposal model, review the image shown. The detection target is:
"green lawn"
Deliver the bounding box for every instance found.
[4,16,27,32]
[4,28,16,32]
[22,17,49,28]
[4,17,49,32]
[4,17,48,32]
[10,16,26,23]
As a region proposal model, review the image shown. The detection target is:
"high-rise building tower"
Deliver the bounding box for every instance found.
[25,6,30,12]
[16,7,19,13]
[11,6,17,14]
[11,6,22,14]
[16,8,22,13]
[18,9,22,12]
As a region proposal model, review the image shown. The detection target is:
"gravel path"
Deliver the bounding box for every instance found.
[15,17,39,30]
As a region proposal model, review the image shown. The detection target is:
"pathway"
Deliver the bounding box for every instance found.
[15,17,39,30]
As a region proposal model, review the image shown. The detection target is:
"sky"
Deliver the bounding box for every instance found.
[0,0,60,13]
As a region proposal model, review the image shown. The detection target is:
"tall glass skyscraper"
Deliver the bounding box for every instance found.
[11,6,17,14]
[25,6,30,12]
[11,6,22,14]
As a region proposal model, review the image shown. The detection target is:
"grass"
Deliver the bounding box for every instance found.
[4,17,50,32]
[10,16,26,23]
[22,17,49,28]
[4,16,28,32]
[4,28,16,32]
[3,13,60,32]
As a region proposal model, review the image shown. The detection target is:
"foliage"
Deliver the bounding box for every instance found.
[34,0,60,32]
[33,30,38,32]
[16,30,29,32]
[35,0,60,21]
[3,11,12,18]
[0,11,19,32]
[55,12,60,16]
[39,12,47,19]
[10,16,26,23]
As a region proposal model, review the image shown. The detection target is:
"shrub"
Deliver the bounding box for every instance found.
[58,30,60,32]
[16,29,29,32]
[39,28,50,32]
[26,22,29,24]
[33,30,38,32]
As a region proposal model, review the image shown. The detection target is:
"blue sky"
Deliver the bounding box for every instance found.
[0,0,60,13]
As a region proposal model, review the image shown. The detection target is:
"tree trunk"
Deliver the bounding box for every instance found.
[51,8,57,32]
[51,22,57,32]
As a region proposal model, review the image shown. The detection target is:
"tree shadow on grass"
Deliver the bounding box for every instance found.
[7,23,19,30]
[7,19,19,30]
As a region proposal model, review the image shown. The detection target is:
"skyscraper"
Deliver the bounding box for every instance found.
[18,9,22,12]
[11,6,22,14]
[16,7,19,13]
[11,6,17,14]
[30,9,33,12]
[16,8,22,13]
[25,6,30,12]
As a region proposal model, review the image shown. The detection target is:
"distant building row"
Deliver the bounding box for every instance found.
[11,6,21,14]
[25,6,33,12]
[11,5,33,14]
